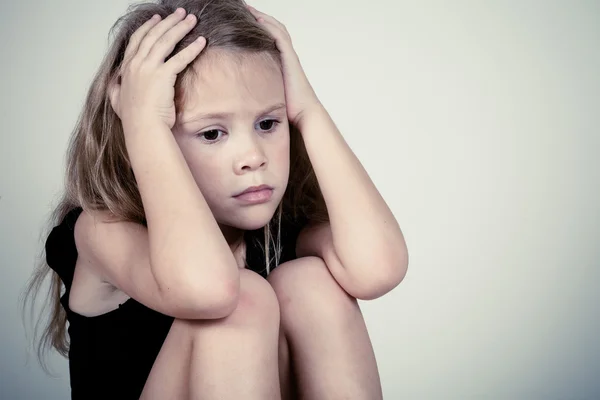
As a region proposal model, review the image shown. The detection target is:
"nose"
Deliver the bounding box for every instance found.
[233,136,268,175]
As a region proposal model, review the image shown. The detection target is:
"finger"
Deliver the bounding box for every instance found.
[246,5,269,23]
[146,13,198,64]
[136,8,188,60]
[252,15,289,44]
[246,5,269,21]
[165,35,207,75]
[123,14,162,61]
[246,5,285,29]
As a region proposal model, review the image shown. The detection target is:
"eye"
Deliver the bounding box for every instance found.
[197,129,225,143]
[256,119,280,133]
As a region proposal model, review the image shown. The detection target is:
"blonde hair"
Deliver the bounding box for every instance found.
[22,0,328,372]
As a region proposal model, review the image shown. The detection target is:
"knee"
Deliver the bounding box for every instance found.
[230,268,280,328]
[267,256,358,324]
[177,269,280,332]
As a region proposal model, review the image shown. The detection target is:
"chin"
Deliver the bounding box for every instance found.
[220,203,279,231]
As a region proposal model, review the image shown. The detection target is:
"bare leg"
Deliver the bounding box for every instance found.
[268,256,383,400]
[278,328,298,400]
[141,268,282,400]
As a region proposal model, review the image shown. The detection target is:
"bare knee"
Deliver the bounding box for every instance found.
[267,256,358,323]
[177,269,280,334]
[229,268,280,328]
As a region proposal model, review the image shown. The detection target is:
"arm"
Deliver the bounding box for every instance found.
[123,120,240,314]
[75,208,238,320]
[295,105,409,300]
[247,6,408,300]
[81,11,240,319]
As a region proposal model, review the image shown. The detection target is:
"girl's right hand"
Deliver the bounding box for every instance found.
[109,8,207,130]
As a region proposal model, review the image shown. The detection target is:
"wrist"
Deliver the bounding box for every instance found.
[122,116,170,137]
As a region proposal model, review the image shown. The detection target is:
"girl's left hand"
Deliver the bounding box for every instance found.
[246,4,322,127]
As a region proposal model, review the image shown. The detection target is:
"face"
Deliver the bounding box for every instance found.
[172,50,290,238]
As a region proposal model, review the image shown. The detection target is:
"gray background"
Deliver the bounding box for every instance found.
[1,0,599,399]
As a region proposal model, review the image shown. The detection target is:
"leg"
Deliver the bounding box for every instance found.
[268,256,383,400]
[278,328,298,400]
[141,268,282,400]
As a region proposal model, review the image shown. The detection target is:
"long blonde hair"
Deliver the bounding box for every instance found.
[22,0,328,372]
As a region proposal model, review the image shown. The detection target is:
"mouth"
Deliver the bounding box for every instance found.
[233,184,274,204]
[234,184,273,197]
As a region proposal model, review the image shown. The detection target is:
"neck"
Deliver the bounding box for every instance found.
[219,223,244,247]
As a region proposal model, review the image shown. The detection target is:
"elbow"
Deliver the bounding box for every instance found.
[347,253,409,301]
[157,265,241,320]
[348,273,404,300]
[204,273,240,318]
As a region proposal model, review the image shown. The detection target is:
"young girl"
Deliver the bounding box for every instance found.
[24,0,408,398]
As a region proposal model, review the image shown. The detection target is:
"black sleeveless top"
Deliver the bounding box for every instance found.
[46,207,306,399]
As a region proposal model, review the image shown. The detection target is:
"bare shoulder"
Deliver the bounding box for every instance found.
[72,207,238,319]
[70,209,137,316]
[74,208,147,272]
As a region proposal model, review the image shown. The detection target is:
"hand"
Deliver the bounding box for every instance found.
[246,4,322,128]
[109,8,207,131]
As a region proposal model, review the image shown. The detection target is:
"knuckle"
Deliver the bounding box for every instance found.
[129,32,141,45]
[139,34,155,49]
[156,34,171,48]
[156,65,169,78]
[130,28,148,46]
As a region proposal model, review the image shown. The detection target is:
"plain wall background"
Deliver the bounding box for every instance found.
[1,0,599,399]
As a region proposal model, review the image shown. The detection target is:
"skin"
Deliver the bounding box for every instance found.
[73,5,405,399]
[168,47,383,399]
[246,5,408,300]
[172,50,290,244]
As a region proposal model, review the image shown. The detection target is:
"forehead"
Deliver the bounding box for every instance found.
[180,50,284,119]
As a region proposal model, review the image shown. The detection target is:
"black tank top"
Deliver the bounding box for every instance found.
[46,207,306,399]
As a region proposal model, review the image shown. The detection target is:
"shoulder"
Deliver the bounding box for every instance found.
[74,208,114,266]
[74,208,143,256]
[71,208,137,316]
[73,208,147,279]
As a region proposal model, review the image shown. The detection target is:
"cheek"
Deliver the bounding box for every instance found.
[181,151,225,198]
[270,131,291,172]
[274,145,290,174]
[197,167,225,197]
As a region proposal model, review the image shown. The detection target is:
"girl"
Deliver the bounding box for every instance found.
[23,0,408,399]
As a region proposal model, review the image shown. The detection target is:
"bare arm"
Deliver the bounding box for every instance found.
[78,10,240,319]
[75,209,237,320]
[245,6,408,300]
[297,106,408,299]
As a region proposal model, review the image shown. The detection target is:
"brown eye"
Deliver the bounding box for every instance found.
[257,119,279,132]
[197,129,224,143]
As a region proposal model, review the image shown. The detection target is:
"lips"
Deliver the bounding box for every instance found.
[234,184,273,197]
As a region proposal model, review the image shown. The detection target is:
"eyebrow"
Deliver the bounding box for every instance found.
[180,102,286,125]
